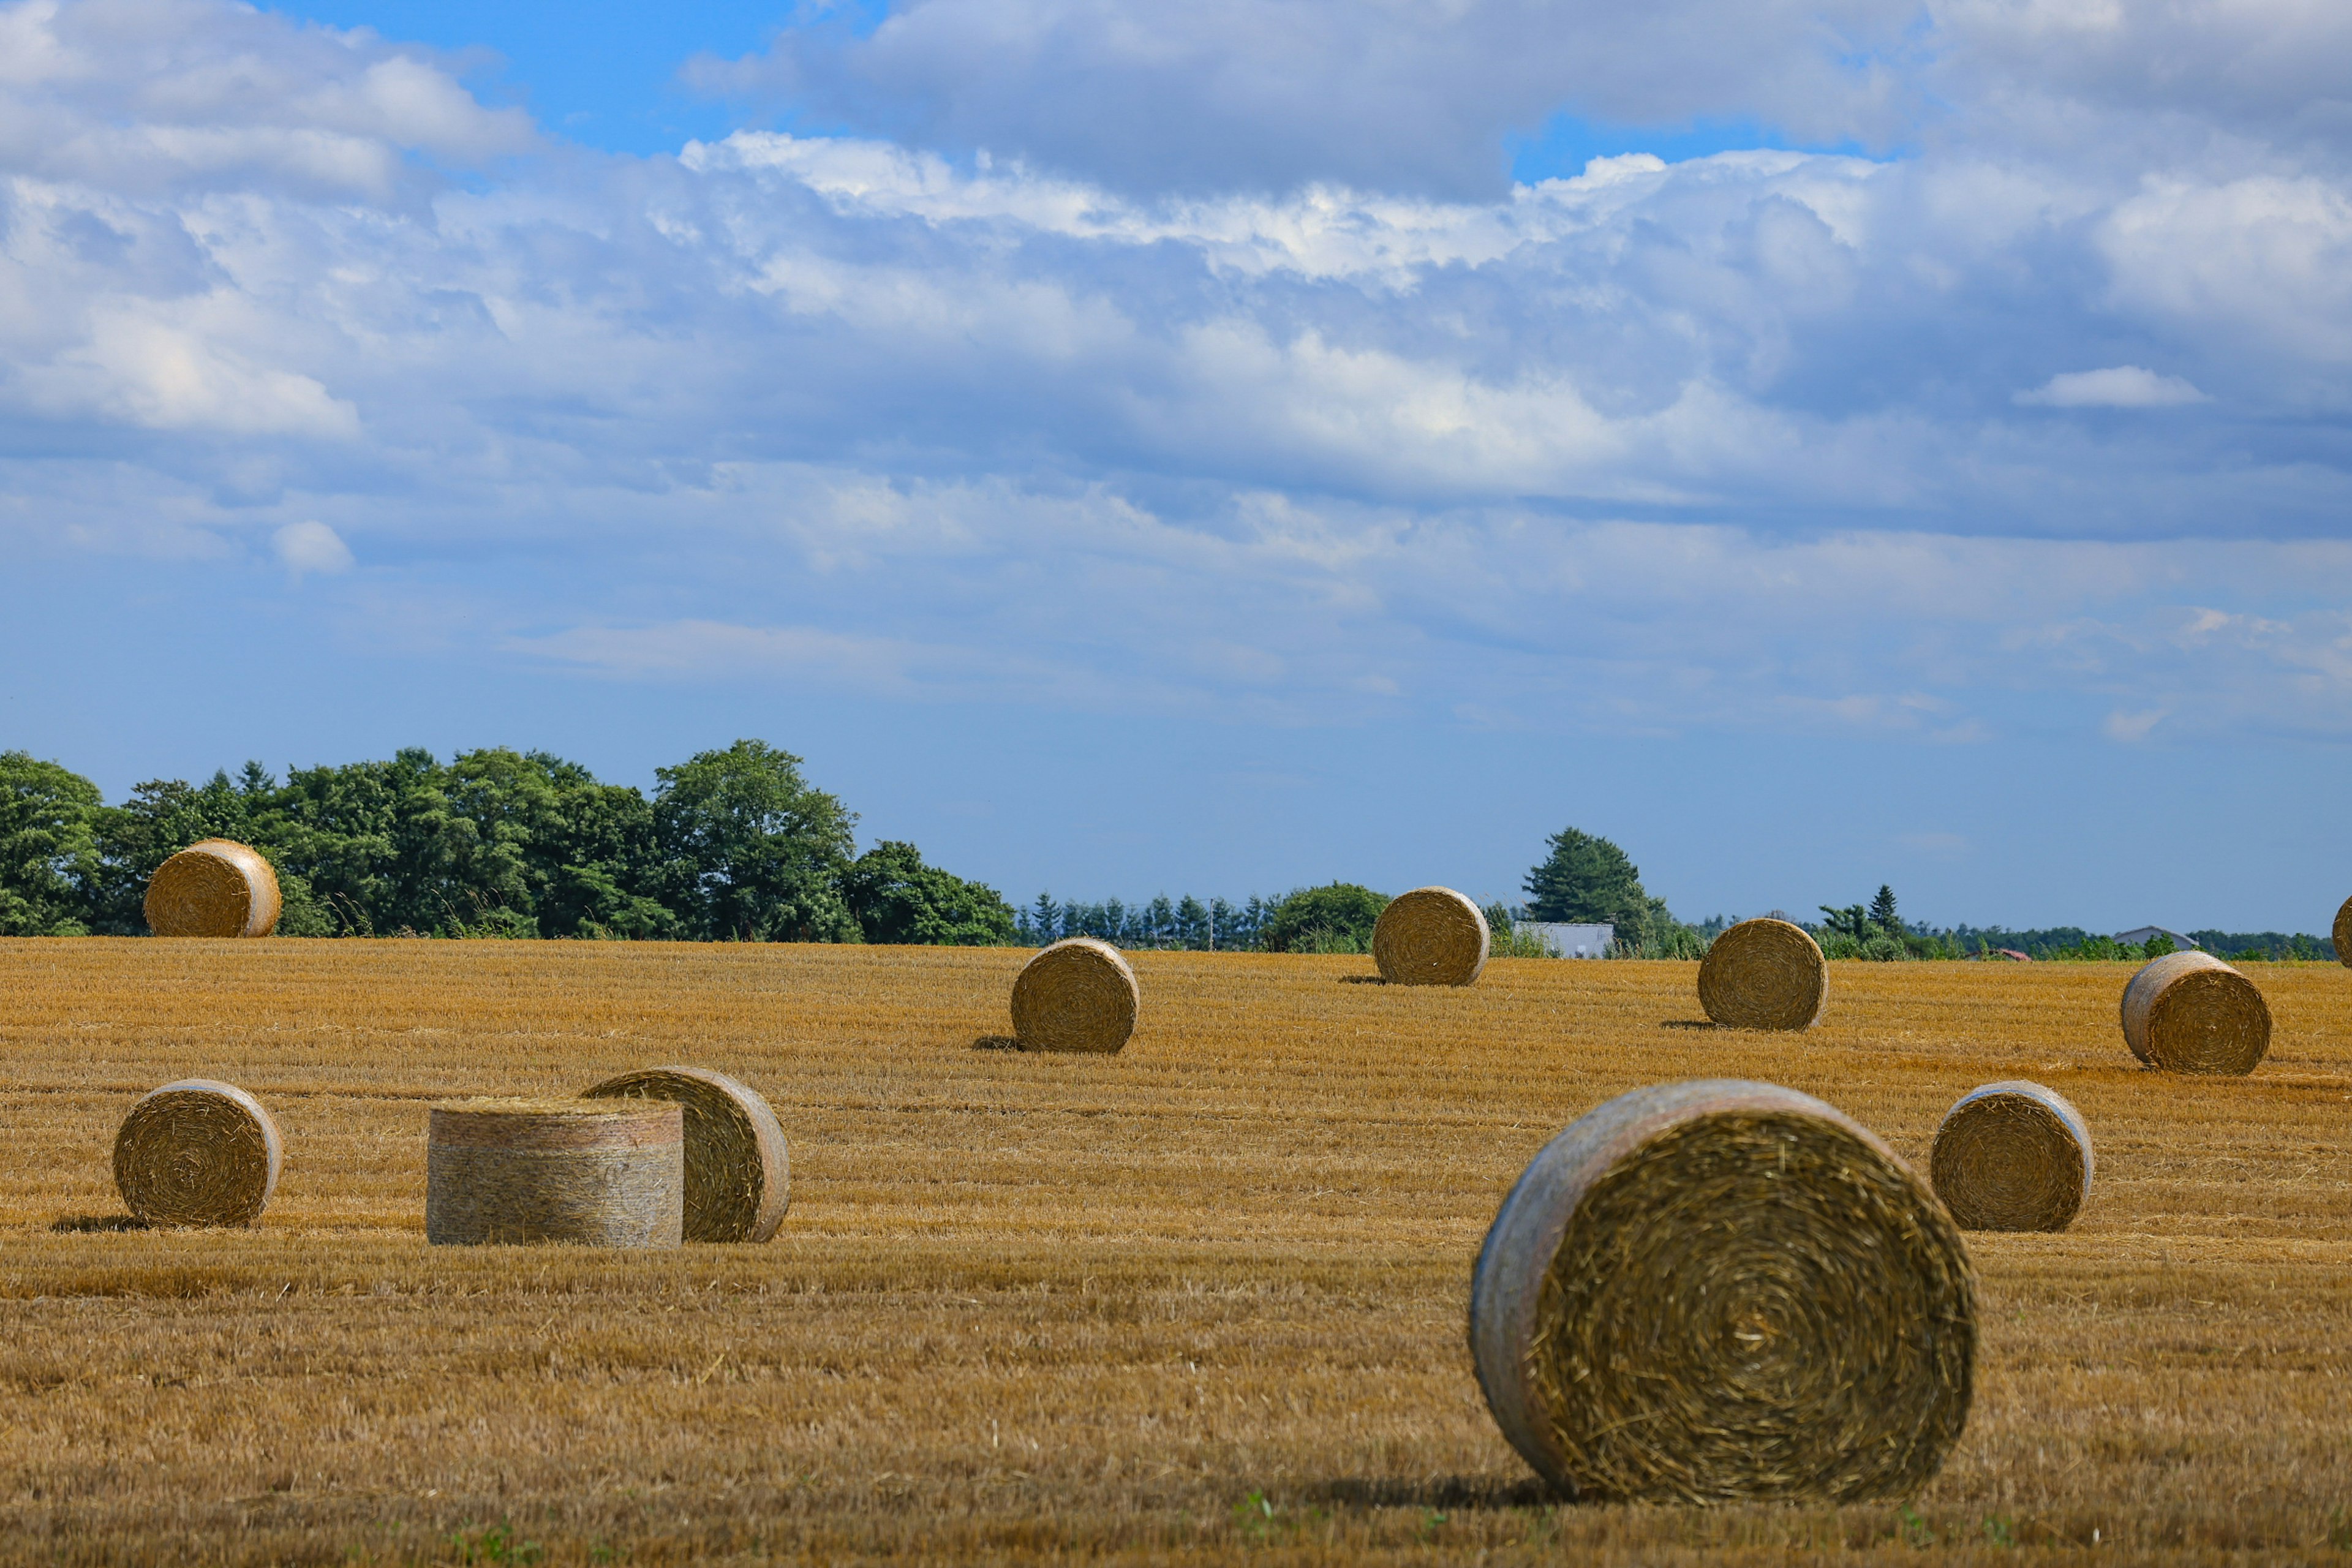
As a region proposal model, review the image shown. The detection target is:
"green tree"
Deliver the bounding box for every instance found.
[842,841,1017,946]
[654,741,858,943]
[1870,884,1901,935]
[1524,827,1654,943]
[0,752,103,935]
[1262,883,1389,952]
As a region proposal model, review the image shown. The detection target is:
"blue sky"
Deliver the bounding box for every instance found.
[4,0,2351,930]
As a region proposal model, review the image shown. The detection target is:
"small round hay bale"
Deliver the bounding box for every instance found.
[2119,950,2270,1075]
[1009,937,1139,1054]
[581,1066,788,1243]
[1469,1079,1975,1504]
[113,1079,282,1227]
[426,1098,682,1247]
[2335,897,2352,967]
[1371,887,1489,986]
[1696,918,1826,1030]
[144,839,281,938]
[1929,1080,2093,1232]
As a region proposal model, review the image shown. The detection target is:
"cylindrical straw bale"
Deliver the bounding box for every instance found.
[2335,897,2352,967]
[1696,918,1826,1030]
[581,1067,788,1243]
[426,1099,682,1247]
[113,1079,282,1227]
[1469,1079,1975,1504]
[1929,1081,2093,1232]
[1372,887,1489,986]
[1009,937,1139,1054]
[2119,950,2270,1074]
[144,839,281,938]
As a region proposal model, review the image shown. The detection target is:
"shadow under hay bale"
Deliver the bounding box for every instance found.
[1009,937,1139,1054]
[581,1067,787,1244]
[1371,887,1489,986]
[113,1079,282,1228]
[2120,950,2271,1074]
[1695,918,1826,1031]
[970,1035,1023,1050]
[143,839,281,938]
[426,1099,682,1248]
[1469,1079,1975,1504]
[1929,1080,2093,1232]
[50,1214,150,1234]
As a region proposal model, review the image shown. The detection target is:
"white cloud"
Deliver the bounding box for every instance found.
[273,519,352,576]
[2103,707,2168,742]
[2014,366,2210,408]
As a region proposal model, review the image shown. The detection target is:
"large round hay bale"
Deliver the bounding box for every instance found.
[113,1079,283,1227]
[1371,887,1488,986]
[1696,918,1826,1030]
[2335,897,2352,967]
[1928,1080,2093,1232]
[2120,950,2270,1074]
[144,839,281,938]
[1009,937,1139,1054]
[426,1098,683,1247]
[581,1066,788,1243]
[1469,1079,1975,1504]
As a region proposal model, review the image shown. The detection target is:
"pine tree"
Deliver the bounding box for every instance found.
[1870,884,1900,935]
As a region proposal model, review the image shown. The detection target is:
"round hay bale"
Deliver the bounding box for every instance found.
[2335,897,2352,967]
[581,1066,788,1243]
[1928,1081,2093,1232]
[426,1098,682,1247]
[1695,918,1826,1030]
[1371,887,1489,986]
[1009,937,1139,1054]
[144,839,281,938]
[1469,1079,1975,1504]
[2119,950,2270,1075]
[113,1079,282,1227]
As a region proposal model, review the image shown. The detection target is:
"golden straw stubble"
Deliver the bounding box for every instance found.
[581,1066,788,1243]
[1469,1079,1975,1504]
[426,1098,683,1248]
[2120,950,2271,1074]
[1009,937,1139,1053]
[1371,887,1489,986]
[112,1079,283,1227]
[143,839,282,938]
[1696,918,1827,1030]
[1929,1080,2093,1232]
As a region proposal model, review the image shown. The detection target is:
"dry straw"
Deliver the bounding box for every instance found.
[1696,918,1827,1030]
[1929,1080,2093,1232]
[1010,937,1139,1054]
[426,1098,683,1247]
[144,839,282,938]
[1371,887,1489,986]
[113,1079,282,1227]
[2120,950,2271,1075]
[2335,897,2352,968]
[1469,1079,1975,1504]
[581,1066,788,1243]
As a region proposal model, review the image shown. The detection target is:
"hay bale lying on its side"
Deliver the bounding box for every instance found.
[581,1067,788,1243]
[2120,950,2271,1075]
[2335,897,2352,968]
[1469,1079,1975,1504]
[1010,937,1139,1054]
[144,839,281,938]
[1696,918,1826,1030]
[1371,887,1489,986]
[426,1099,682,1247]
[1929,1081,2093,1232]
[113,1079,282,1227]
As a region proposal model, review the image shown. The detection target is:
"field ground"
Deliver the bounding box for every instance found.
[0,940,2348,1564]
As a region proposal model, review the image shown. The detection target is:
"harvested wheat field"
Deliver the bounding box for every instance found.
[0,941,2348,1566]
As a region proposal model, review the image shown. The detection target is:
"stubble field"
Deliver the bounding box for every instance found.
[0,938,2347,1565]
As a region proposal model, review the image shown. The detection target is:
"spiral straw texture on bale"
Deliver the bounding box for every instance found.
[2335,897,2352,968]
[1371,887,1489,986]
[1010,937,1140,1054]
[1469,1079,1975,1504]
[1696,918,1827,1031]
[1929,1081,2094,1232]
[143,839,281,938]
[426,1099,682,1248]
[581,1067,788,1243]
[113,1079,282,1227]
[2120,950,2271,1075]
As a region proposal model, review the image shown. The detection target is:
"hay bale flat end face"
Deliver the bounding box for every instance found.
[1010,937,1139,1053]
[113,1079,282,1227]
[1469,1079,1975,1504]
[1697,918,1827,1030]
[2119,950,2271,1074]
[1372,888,1489,986]
[143,839,282,938]
[427,1098,684,1247]
[581,1066,788,1243]
[1929,1080,2093,1232]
